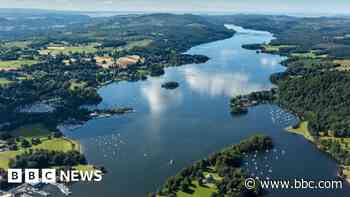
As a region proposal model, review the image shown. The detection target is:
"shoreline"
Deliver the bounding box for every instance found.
[0,136,83,170]
[285,121,315,142]
[237,24,350,186]
[285,121,350,185]
[0,24,234,158]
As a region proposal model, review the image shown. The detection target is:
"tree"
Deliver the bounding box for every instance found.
[147,192,156,197]
[211,192,219,197]
[180,181,189,192]
[21,139,31,148]
[52,131,63,138]
[31,138,41,145]
[168,193,177,197]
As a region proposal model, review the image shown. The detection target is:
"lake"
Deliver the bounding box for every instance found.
[55,25,350,197]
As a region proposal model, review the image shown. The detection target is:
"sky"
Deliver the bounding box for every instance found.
[0,0,349,15]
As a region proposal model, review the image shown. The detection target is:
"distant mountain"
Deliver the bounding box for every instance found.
[0,8,91,40]
[0,8,82,18]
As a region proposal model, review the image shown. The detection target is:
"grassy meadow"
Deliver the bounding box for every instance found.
[0,124,81,169]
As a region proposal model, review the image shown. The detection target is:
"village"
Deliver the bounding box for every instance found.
[0,181,71,197]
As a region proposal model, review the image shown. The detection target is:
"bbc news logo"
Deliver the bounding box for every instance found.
[7,169,103,183]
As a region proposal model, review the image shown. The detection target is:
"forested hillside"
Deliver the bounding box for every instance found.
[222,15,350,171]
[0,13,234,130]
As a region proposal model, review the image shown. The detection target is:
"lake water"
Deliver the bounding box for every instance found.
[56,25,350,197]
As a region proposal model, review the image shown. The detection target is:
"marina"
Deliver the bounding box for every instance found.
[6,183,71,197]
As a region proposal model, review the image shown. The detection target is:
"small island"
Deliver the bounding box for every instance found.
[161,81,180,90]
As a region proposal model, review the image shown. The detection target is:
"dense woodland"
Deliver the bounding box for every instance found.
[151,135,273,197]
[220,15,350,137]
[208,15,350,58]
[278,70,350,136]
[9,149,87,169]
[230,90,277,115]
[222,15,350,169]
[0,13,235,188]
[0,13,234,130]
[7,12,350,138]
[3,11,350,194]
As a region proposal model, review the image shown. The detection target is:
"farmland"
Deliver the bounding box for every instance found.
[0,60,37,70]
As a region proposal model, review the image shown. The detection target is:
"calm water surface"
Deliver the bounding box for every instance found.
[55,25,350,197]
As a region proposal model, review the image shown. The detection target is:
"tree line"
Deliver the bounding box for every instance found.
[150,135,273,197]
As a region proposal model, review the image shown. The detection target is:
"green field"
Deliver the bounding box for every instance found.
[261,44,328,58]
[69,81,88,91]
[158,171,220,197]
[74,164,95,172]
[0,123,81,169]
[158,181,217,197]
[40,44,98,55]
[291,51,327,59]
[263,44,296,53]
[0,60,38,70]
[177,181,217,197]
[286,121,315,142]
[0,137,80,169]
[342,166,350,184]
[124,39,153,51]
[4,41,31,48]
[136,69,151,77]
[35,138,80,152]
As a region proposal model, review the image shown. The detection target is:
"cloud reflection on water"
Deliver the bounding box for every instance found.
[183,67,270,97]
[141,80,183,114]
[260,57,279,69]
[140,79,183,138]
[219,48,237,62]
